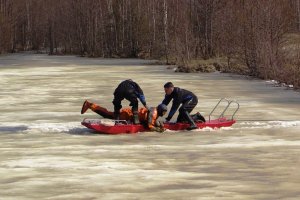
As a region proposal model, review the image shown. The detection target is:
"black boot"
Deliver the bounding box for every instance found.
[113,112,121,125]
[132,107,140,124]
[192,112,206,122]
[114,112,120,120]
[196,112,206,122]
[183,111,198,130]
[133,111,140,124]
[191,114,199,122]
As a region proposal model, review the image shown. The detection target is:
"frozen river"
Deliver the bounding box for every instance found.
[0,53,300,199]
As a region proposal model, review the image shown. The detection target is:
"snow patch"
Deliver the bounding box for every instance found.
[265,80,294,89]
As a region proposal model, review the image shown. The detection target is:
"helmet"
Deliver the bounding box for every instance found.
[157,104,168,116]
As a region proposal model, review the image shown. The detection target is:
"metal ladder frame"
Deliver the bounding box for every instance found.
[208,98,240,122]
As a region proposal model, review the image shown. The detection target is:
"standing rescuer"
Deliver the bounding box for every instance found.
[162,82,199,130]
[112,79,148,124]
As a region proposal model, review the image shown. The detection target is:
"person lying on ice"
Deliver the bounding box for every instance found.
[112,79,148,125]
[162,82,206,130]
[81,101,168,132]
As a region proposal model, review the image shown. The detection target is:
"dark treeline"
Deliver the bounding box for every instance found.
[1,0,300,87]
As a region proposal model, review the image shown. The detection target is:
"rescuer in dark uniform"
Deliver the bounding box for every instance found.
[162,82,205,130]
[112,79,148,124]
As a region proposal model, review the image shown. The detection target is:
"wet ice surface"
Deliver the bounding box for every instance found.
[1,53,300,199]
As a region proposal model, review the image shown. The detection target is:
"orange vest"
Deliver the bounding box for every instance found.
[120,107,158,128]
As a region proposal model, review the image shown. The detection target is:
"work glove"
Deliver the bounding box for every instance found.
[151,126,166,133]
[158,127,166,133]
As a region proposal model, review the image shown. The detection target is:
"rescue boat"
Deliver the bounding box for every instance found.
[81,98,239,134]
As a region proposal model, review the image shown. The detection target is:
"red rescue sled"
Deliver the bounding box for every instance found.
[81,99,239,134]
[81,117,236,134]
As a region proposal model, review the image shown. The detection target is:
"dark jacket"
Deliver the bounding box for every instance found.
[162,87,197,119]
[114,80,146,106]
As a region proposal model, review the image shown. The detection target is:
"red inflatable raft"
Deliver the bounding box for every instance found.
[81,98,239,134]
[81,117,236,134]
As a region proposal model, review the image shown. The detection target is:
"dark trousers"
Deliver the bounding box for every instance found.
[113,92,138,114]
[176,97,198,122]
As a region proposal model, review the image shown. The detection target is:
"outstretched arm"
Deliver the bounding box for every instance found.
[134,84,147,107]
[162,95,172,106]
[148,108,165,132]
[165,101,180,121]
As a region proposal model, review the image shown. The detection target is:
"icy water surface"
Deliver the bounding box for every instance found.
[0,53,300,199]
